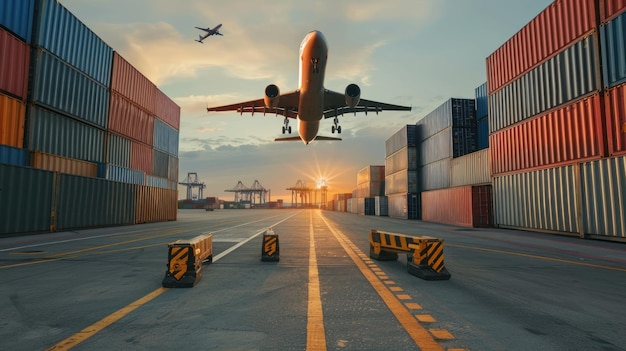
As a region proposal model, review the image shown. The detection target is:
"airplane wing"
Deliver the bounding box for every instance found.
[195,27,211,32]
[207,90,300,118]
[322,89,411,118]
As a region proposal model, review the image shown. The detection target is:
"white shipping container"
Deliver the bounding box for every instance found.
[450,148,491,187]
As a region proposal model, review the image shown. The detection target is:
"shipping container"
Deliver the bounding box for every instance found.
[155,87,181,130]
[477,116,489,150]
[385,146,417,176]
[375,196,388,216]
[168,155,179,182]
[600,0,626,22]
[104,164,145,185]
[153,149,169,179]
[0,144,29,166]
[490,94,604,175]
[146,175,170,189]
[580,155,626,239]
[30,49,110,128]
[385,124,417,157]
[105,132,131,168]
[28,105,105,162]
[493,164,579,235]
[135,186,177,223]
[357,165,385,185]
[486,0,597,94]
[31,151,98,177]
[600,11,626,88]
[111,52,157,115]
[450,148,491,187]
[605,83,626,156]
[488,33,600,133]
[0,0,35,42]
[387,193,420,220]
[130,141,153,174]
[0,28,29,99]
[108,92,154,145]
[0,164,53,235]
[354,181,385,198]
[385,169,418,195]
[347,197,357,214]
[422,185,493,227]
[475,82,488,119]
[153,118,179,156]
[0,93,25,147]
[56,174,136,230]
[417,98,476,141]
[420,158,451,191]
[35,0,112,86]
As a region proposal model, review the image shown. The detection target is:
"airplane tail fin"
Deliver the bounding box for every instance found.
[195,35,204,43]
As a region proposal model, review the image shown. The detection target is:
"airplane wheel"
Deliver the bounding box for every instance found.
[288,126,292,134]
[282,126,286,134]
[331,126,335,133]
[338,126,342,134]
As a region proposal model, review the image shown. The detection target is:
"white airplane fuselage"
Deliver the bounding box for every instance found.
[297,31,328,144]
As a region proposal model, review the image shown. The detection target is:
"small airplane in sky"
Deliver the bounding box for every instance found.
[206,30,411,144]
[195,24,223,43]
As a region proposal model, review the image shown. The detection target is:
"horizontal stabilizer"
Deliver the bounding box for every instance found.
[274,136,302,142]
[314,135,342,141]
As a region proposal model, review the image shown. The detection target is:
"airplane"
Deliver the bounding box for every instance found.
[206,30,411,144]
[195,24,223,43]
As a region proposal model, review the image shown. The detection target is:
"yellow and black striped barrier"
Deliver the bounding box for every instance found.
[369,229,450,280]
[261,228,279,262]
[162,233,213,288]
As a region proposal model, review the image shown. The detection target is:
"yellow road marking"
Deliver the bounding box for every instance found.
[45,288,168,351]
[430,329,454,340]
[307,211,327,351]
[390,287,404,292]
[396,294,412,300]
[319,212,443,351]
[416,314,436,323]
[405,303,423,310]
[448,244,626,272]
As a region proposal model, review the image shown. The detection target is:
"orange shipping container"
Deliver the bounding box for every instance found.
[108,91,155,145]
[111,52,156,115]
[155,88,180,130]
[0,93,25,147]
[31,151,98,177]
[135,186,177,223]
[130,141,154,174]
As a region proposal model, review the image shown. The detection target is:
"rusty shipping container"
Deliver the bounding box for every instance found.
[490,94,604,175]
[31,151,98,177]
[135,186,177,223]
[600,0,626,22]
[486,0,597,94]
[422,185,493,228]
[605,83,626,156]
[130,140,153,175]
[108,91,154,145]
[111,52,157,115]
[0,93,25,147]
[0,28,29,99]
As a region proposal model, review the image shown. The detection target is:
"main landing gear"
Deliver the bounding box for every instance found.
[331,117,342,134]
[282,117,292,134]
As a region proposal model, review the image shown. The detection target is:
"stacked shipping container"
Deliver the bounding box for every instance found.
[0,0,179,234]
[385,125,419,219]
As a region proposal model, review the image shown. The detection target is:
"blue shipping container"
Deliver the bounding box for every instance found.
[477,116,489,150]
[31,49,109,128]
[601,11,626,89]
[35,0,112,86]
[0,144,29,166]
[105,164,145,185]
[0,0,35,42]
[153,119,180,156]
[475,82,488,119]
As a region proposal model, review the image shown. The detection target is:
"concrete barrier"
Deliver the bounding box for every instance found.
[261,228,279,262]
[162,233,213,288]
[369,229,450,280]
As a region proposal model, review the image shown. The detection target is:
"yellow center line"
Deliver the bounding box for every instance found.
[307,211,327,351]
[318,212,443,351]
[45,288,168,351]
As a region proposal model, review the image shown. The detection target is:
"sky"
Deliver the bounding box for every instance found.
[61,0,553,202]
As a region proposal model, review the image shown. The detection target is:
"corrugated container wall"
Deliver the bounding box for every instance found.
[488,33,600,133]
[111,52,157,115]
[0,93,25,147]
[417,98,476,141]
[155,88,181,130]
[450,149,491,187]
[604,83,626,156]
[106,132,131,168]
[0,164,53,235]
[422,185,493,227]
[105,164,145,185]
[35,0,112,86]
[387,193,420,220]
[375,196,388,216]
[385,146,417,176]
[108,92,154,145]
[30,49,109,128]
[130,140,153,174]
[385,124,417,157]
[31,151,98,177]
[0,144,29,166]
[490,93,604,175]
[28,106,105,162]
[385,169,418,195]
[601,0,626,21]
[475,82,488,118]
[486,0,596,94]
[357,165,385,185]
[0,28,29,99]
[154,118,179,156]
[600,11,626,88]
[0,0,35,41]
[420,158,450,191]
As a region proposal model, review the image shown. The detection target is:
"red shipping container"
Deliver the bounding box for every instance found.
[108,91,155,146]
[421,185,493,228]
[487,0,596,94]
[111,52,157,115]
[605,83,626,156]
[155,88,180,130]
[490,94,604,175]
[600,0,626,22]
[0,28,29,100]
[130,141,154,175]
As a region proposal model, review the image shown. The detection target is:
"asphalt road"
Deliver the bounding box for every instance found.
[1,209,625,351]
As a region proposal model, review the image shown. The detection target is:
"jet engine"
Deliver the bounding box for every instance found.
[345,83,361,107]
[264,84,280,108]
